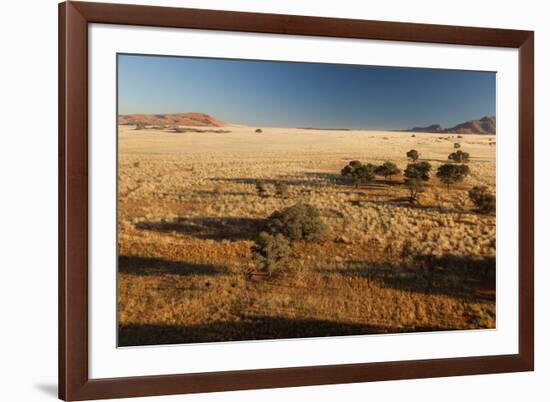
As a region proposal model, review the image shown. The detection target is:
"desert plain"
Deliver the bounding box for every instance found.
[117,124,496,346]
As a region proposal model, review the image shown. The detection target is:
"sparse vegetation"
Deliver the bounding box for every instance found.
[469,186,496,214]
[118,126,496,346]
[135,122,146,130]
[454,142,461,149]
[255,128,263,133]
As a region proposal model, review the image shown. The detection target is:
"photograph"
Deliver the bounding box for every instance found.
[116,54,497,347]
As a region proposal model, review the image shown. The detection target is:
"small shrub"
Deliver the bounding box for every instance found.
[268,202,327,242]
[374,161,400,180]
[448,150,470,163]
[255,180,269,197]
[454,142,461,149]
[135,122,146,130]
[251,232,291,274]
[469,186,496,214]
[406,149,419,162]
[274,182,289,197]
[255,128,263,133]
[436,163,470,191]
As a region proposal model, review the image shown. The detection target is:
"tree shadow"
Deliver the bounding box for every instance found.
[136,216,266,241]
[317,254,495,301]
[211,171,356,189]
[211,177,331,188]
[118,316,448,346]
[366,198,470,216]
[118,255,225,276]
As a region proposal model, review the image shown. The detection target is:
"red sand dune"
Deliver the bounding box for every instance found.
[118,112,225,127]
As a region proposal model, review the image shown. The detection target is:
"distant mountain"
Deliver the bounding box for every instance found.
[118,112,225,127]
[407,116,496,134]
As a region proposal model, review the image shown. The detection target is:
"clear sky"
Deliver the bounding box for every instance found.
[118,54,496,130]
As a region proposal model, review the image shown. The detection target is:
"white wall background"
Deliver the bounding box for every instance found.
[0,0,547,401]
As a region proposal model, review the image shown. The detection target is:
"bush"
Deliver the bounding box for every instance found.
[448,150,470,163]
[374,161,400,180]
[341,160,376,187]
[454,142,461,149]
[135,122,146,130]
[251,232,291,274]
[255,180,268,197]
[436,163,470,190]
[469,186,496,214]
[268,202,327,242]
[274,182,289,197]
[406,149,419,162]
[255,128,263,133]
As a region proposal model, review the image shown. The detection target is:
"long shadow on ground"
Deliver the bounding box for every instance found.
[316,254,495,302]
[211,174,346,188]
[136,216,266,241]
[118,316,447,346]
[119,255,225,276]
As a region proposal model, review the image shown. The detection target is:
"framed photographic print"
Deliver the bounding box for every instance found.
[59,1,534,400]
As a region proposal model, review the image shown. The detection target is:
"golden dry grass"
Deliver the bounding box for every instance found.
[117,125,496,346]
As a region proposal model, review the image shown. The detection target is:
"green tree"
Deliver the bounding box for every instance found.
[341,161,376,187]
[406,149,419,162]
[468,186,496,214]
[404,162,432,181]
[448,150,470,163]
[375,161,401,180]
[403,162,432,203]
[268,202,327,243]
[436,163,470,191]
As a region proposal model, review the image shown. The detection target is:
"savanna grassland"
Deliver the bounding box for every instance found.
[117,125,496,347]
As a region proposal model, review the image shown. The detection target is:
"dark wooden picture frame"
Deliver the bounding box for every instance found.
[59,1,534,400]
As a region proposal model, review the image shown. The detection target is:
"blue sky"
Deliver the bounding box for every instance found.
[118,54,496,130]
